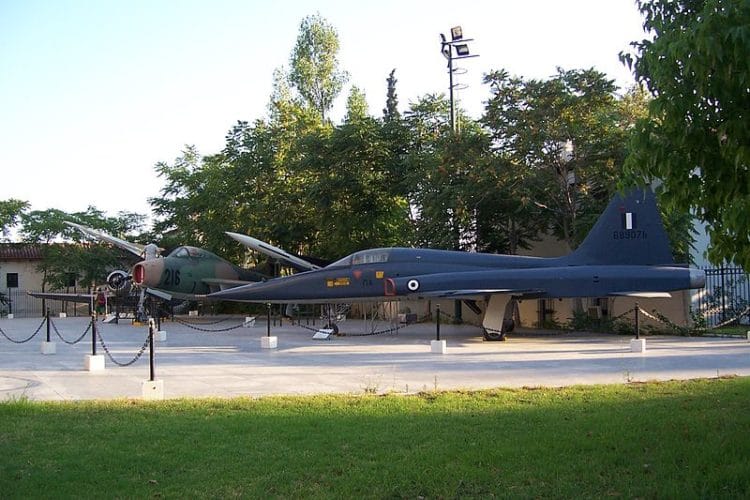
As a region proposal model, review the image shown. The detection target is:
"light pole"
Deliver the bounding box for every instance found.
[440,26,479,323]
[440,26,479,133]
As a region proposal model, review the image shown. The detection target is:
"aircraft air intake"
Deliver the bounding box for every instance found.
[133,263,145,285]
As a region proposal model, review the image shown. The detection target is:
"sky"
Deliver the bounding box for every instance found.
[0,0,647,226]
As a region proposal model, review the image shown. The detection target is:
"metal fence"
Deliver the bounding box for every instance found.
[693,267,750,327]
[1,289,90,318]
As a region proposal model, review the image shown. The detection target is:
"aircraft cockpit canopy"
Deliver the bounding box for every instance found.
[169,246,210,259]
[331,249,390,268]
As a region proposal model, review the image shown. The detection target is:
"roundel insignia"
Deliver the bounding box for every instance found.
[407,279,420,291]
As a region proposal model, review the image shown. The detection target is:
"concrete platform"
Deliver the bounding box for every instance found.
[1,316,749,401]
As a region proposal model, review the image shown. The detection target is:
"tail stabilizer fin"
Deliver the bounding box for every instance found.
[565,189,675,266]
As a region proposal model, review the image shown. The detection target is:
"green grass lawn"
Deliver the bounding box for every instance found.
[2,378,749,498]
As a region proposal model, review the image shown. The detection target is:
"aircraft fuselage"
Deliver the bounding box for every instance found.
[132,246,263,298]
[209,247,702,303]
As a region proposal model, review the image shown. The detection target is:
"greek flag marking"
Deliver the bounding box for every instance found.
[621,212,636,230]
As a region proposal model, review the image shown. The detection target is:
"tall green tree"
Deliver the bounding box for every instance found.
[482,68,628,251]
[344,85,369,123]
[150,145,205,248]
[621,0,750,269]
[403,94,488,251]
[383,69,400,122]
[288,13,348,122]
[0,199,29,241]
[149,146,251,260]
[296,117,412,259]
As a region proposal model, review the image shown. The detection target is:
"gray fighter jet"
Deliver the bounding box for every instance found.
[209,189,706,340]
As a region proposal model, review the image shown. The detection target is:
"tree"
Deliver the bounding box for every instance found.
[288,13,349,122]
[150,145,205,248]
[290,116,412,259]
[403,94,489,251]
[383,69,400,122]
[482,68,629,251]
[0,199,29,241]
[18,208,137,291]
[344,85,369,123]
[621,0,750,269]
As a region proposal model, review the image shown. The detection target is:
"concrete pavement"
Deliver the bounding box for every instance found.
[1,315,749,401]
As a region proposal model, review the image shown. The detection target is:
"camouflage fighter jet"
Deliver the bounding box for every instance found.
[32,223,317,319]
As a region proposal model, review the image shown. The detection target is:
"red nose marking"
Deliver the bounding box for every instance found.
[133,264,144,285]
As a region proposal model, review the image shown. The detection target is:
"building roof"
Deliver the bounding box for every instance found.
[0,244,44,261]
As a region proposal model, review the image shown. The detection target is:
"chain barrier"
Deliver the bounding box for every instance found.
[636,306,692,335]
[97,327,151,367]
[290,318,404,337]
[626,305,739,336]
[437,309,456,322]
[50,317,91,345]
[338,323,403,337]
[610,307,636,322]
[0,317,46,344]
[434,308,513,339]
[171,316,234,326]
[710,305,750,329]
[171,316,246,332]
[607,305,749,335]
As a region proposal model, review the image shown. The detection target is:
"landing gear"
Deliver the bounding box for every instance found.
[482,318,514,341]
[326,322,339,335]
[482,295,518,341]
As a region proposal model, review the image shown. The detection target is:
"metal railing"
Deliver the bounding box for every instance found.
[693,267,750,327]
[1,289,89,318]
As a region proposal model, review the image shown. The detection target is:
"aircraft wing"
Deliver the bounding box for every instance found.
[226,232,321,271]
[65,221,147,258]
[609,292,672,298]
[410,289,544,300]
[144,288,173,301]
[28,291,96,304]
[201,277,256,292]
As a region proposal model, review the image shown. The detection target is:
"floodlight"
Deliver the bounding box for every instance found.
[454,44,470,56]
[451,26,463,40]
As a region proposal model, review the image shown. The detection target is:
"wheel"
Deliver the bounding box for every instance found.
[482,328,505,341]
[483,319,513,341]
[502,318,515,333]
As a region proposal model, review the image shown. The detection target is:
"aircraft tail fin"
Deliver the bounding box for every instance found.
[564,188,675,266]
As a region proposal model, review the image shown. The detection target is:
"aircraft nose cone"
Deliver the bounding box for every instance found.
[133,260,163,287]
[690,268,706,288]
